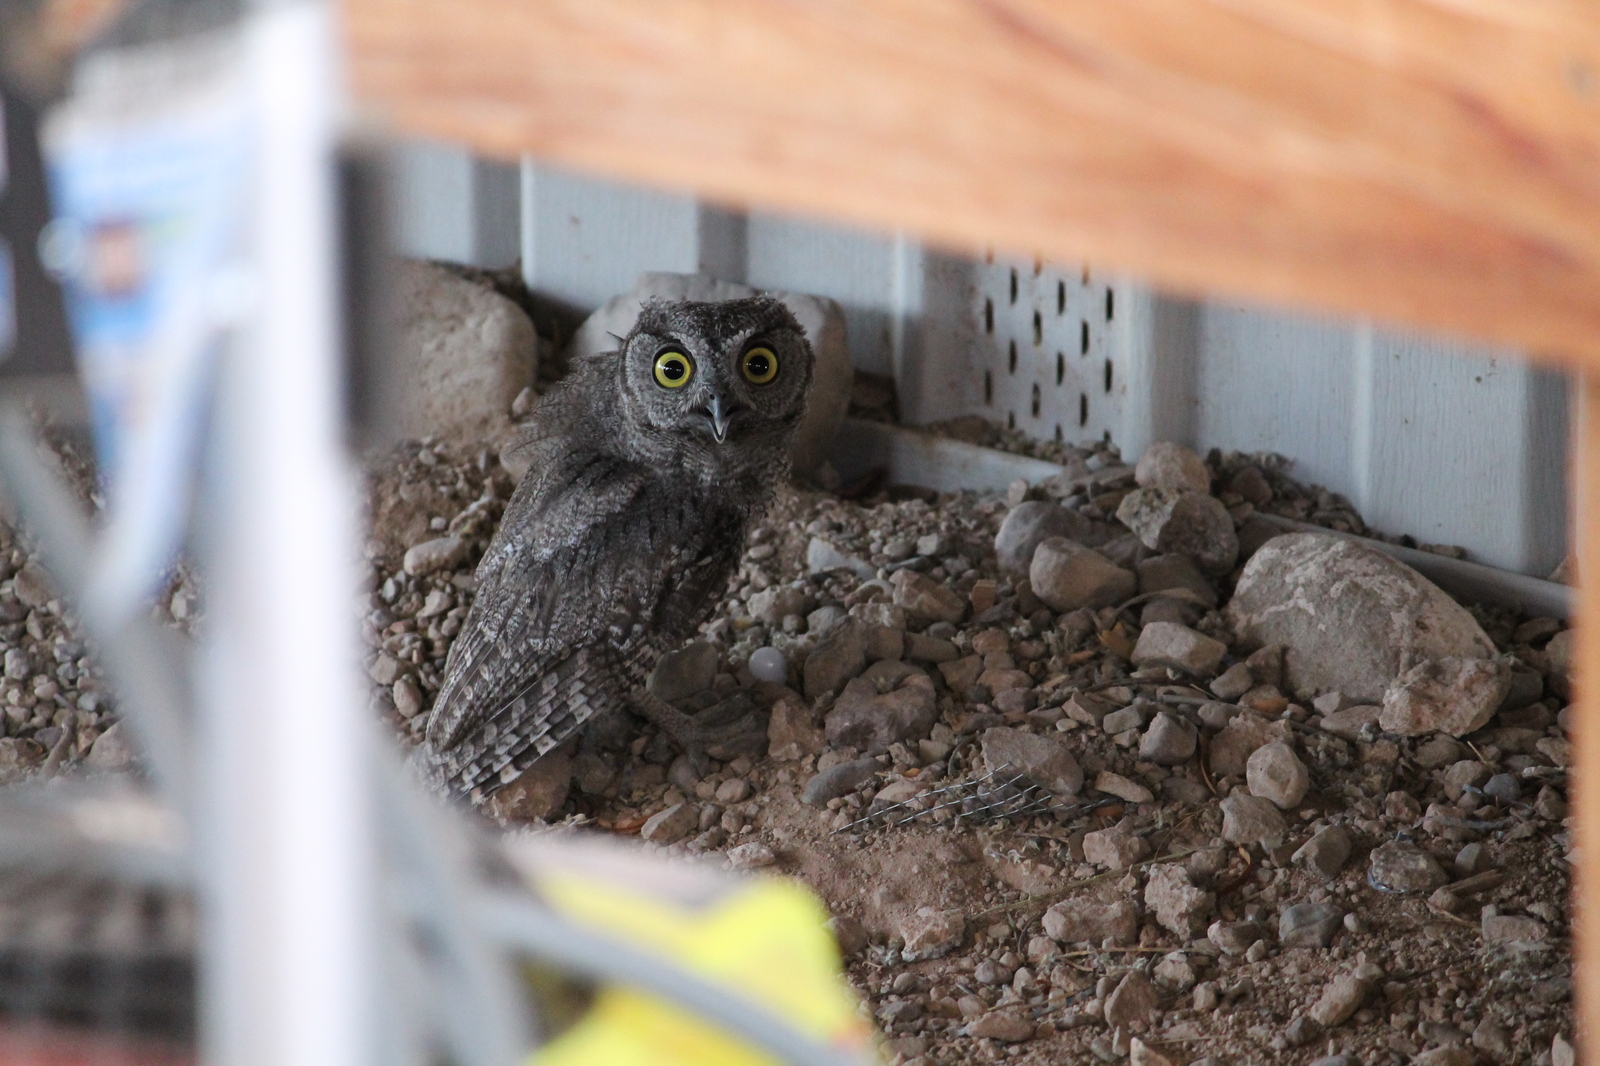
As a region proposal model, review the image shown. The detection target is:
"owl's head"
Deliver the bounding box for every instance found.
[610,296,814,478]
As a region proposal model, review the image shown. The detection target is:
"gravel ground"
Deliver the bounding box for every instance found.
[0,426,137,784]
[361,422,1577,1066]
[0,387,1571,1066]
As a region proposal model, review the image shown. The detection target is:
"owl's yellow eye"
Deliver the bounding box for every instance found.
[742,346,779,385]
[653,350,693,389]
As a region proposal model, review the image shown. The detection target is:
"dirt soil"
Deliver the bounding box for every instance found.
[359,428,1576,1066]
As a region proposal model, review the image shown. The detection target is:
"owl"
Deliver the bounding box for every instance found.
[423,296,814,802]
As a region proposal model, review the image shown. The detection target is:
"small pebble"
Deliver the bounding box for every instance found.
[715,777,752,803]
[727,842,776,869]
[1454,842,1489,877]
[1483,773,1521,805]
[747,646,788,683]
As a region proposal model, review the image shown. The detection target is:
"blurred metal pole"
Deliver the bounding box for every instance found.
[197,3,376,1064]
[377,758,535,1066]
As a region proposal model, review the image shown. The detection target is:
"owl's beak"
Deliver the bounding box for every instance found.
[707,394,732,444]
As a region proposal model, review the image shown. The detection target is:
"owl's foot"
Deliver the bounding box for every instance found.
[631,690,766,769]
[631,692,720,768]
[695,689,760,729]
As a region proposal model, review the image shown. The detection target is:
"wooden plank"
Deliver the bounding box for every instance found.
[343,0,1600,363]
[1576,375,1600,1053]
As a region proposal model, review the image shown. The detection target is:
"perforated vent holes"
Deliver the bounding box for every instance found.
[975,255,1120,444]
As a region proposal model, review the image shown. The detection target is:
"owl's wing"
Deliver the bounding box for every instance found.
[426,459,644,753]
[425,465,739,794]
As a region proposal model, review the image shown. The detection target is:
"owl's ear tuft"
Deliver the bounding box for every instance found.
[633,299,682,339]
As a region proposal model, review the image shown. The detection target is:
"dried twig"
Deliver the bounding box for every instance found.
[1424,905,1478,929]
[1197,734,1219,797]
[1211,846,1255,897]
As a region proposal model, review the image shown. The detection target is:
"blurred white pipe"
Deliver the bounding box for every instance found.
[198,4,375,1065]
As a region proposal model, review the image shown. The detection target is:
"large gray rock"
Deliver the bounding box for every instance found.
[1115,488,1239,576]
[967,1010,1034,1043]
[748,585,815,626]
[1226,533,1496,703]
[1130,1036,1180,1066]
[562,272,850,475]
[394,260,537,446]
[1029,537,1136,612]
[85,723,133,770]
[767,697,824,761]
[1481,914,1548,944]
[1318,705,1382,740]
[13,561,53,609]
[995,502,1105,575]
[1103,702,1153,736]
[1547,628,1574,678]
[1207,919,1269,956]
[1093,770,1154,803]
[905,632,959,664]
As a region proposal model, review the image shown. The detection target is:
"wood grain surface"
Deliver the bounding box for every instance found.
[344,0,1600,363]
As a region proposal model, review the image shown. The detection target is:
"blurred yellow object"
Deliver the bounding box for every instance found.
[514,839,878,1066]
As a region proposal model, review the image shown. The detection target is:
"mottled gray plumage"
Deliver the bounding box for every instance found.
[424,296,813,801]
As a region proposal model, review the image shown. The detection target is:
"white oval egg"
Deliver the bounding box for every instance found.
[747,646,788,684]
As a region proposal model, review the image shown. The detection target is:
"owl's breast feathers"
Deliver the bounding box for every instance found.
[423,450,758,798]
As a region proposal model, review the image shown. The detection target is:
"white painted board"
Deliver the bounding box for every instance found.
[388,150,1571,577]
